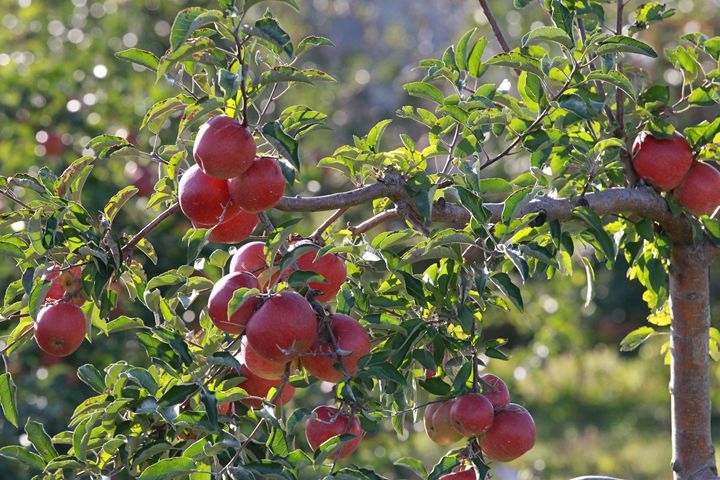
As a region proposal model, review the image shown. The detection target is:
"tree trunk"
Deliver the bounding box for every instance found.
[669,244,718,479]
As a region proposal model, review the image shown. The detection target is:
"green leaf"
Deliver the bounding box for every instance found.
[518,71,544,110]
[170,8,220,52]
[455,29,476,71]
[522,26,573,48]
[249,15,293,57]
[620,326,656,352]
[296,35,335,56]
[104,186,139,224]
[139,457,198,480]
[486,51,542,76]
[395,457,427,477]
[115,48,160,71]
[227,287,260,320]
[25,419,58,462]
[0,373,19,428]
[573,207,617,262]
[597,35,657,57]
[243,0,299,13]
[456,187,490,224]
[262,121,300,171]
[367,119,392,152]
[587,71,636,99]
[404,82,445,104]
[158,383,198,408]
[0,240,25,259]
[0,446,45,470]
[77,364,106,394]
[491,272,524,310]
[467,37,488,77]
[502,187,532,224]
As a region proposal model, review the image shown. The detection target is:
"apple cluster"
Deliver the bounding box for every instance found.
[178,115,287,244]
[425,374,536,479]
[632,131,720,216]
[34,266,87,357]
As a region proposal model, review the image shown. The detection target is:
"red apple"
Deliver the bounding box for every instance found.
[305,406,363,458]
[245,291,318,362]
[43,266,84,306]
[632,131,694,191]
[295,249,347,302]
[237,365,295,408]
[425,400,463,445]
[480,403,536,462]
[439,467,477,480]
[230,241,268,277]
[240,336,295,380]
[302,313,370,382]
[194,210,259,244]
[217,402,235,416]
[450,393,495,436]
[41,130,65,157]
[34,302,86,357]
[675,161,720,216]
[193,115,256,179]
[480,374,510,409]
[179,164,240,226]
[228,157,286,213]
[207,272,260,334]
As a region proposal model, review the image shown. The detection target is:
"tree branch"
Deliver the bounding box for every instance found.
[350,208,400,236]
[122,203,180,254]
[311,208,348,244]
[477,0,511,53]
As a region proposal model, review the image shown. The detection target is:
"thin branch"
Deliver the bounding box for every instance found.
[477,0,511,53]
[0,189,34,212]
[349,208,399,236]
[577,18,616,125]
[615,0,625,136]
[121,203,180,254]
[311,208,348,244]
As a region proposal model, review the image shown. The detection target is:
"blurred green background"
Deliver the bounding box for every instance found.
[1,0,720,479]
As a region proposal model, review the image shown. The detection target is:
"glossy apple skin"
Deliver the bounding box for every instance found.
[305,406,363,458]
[450,393,495,436]
[241,336,295,380]
[228,157,286,213]
[246,291,318,362]
[237,365,295,408]
[632,131,694,191]
[193,115,256,179]
[230,241,268,276]
[179,165,240,226]
[43,266,85,306]
[302,314,370,382]
[295,249,347,302]
[480,403,536,462]
[480,374,510,409]
[439,468,477,480]
[195,210,259,244]
[43,131,65,157]
[35,302,86,357]
[207,272,260,334]
[425,400,463,445]
[675,162,720,216]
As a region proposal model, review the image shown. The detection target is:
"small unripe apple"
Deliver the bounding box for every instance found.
[43,265,85,306]
[194,115,256,179]
[35,302,86,357]
[632,131,694,191]
[302,313,371,382]
[179,164,240,226]
[228,157,286,213]
[439,467,477,480]
[295,248,347,302]
[675,161,720,216]
[240,336,295,380]
[194,210,259,244]
[425,400,463,445]
[480,374,510,409]
[237,365,295,408]
[305,405,363,458]
[245,291,318,362]
[207,272,260,334]
[450,393,495,436]
[480,403,536,462]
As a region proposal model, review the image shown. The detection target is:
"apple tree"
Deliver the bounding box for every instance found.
[1,1,720,479]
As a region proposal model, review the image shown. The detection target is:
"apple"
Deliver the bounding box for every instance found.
[450,393,495,436]
[237,365,295,408]
[193,115,256,179]
[439,467,477,480]
[294,248,347,302]
[194,210,259,244]
[245,291,318,362]
[41,130,65,157]
[480,374,510,409]
[302,313,370,382]
[230,241,268,277]
[228,157,286,213]
[178,164,240,226]
[674,161,720,216]
[217,402,235,416]
[240,336,295,380]
[207,272,260,334]
[632,131,694,191]
[480,403,536,462]
[43,265,84,306]
[305,405,363,458]
[34,302,86,357]
[425,400,463,445]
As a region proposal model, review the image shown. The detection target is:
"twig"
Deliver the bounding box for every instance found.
[310,208,348,245]
[258,212,275,237]
[121,203,180,254]
[476,0,511,53]
[0,189,34,212]
[219,418,267,476]
[615,0,625,137]
[0,326,33,355]
[577,18,616,125]
[440,126,461,174]
[350,208,399,236]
